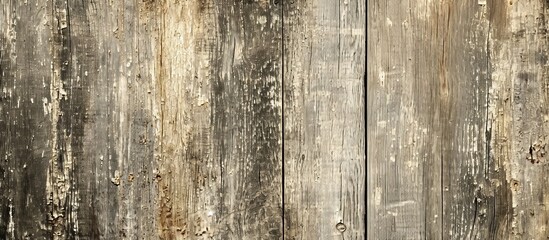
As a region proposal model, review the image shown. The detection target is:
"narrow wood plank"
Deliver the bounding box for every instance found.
[367,0,445,238]
[284,0,365,239]
[489,1,549,238]
[2,0,283,238]
[0,1,53,238]
[153,1,220,238]
[212,1,283,238]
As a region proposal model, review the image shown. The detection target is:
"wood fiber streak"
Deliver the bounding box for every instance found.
[285,0,365,239]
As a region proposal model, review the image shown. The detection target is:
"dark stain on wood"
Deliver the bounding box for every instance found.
[1,3,53,239]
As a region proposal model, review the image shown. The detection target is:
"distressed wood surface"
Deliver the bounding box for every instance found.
[367,1,443,238]
[1,1,53,238]
[368,0,549,239]
[0,0,365,239]
[154,1,283,239]
[284,0,365,239]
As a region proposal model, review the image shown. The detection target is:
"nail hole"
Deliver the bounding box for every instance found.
[336,222,346,232]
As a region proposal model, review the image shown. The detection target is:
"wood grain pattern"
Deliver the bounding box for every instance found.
[284,0,365,239]
[368,0,549,239]
[155,1,282,239]
[211,1,283,239]
[491,1,549,238]
[0,1,53,238]
[368,0,440,238]
[0,0,364,239]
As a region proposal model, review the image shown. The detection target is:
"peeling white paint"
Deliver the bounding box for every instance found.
[8,202,14,239]
[387,200,415,209]
[386,18,393,26]
[374,187,382,206]
[42,97,49,115]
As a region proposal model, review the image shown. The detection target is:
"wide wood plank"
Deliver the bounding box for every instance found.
[368,0,549,239]
[2,1,163,238]
[154,1,283,239]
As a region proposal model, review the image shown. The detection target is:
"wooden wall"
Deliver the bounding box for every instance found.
[0,0,365,239]
[368,0,549,239]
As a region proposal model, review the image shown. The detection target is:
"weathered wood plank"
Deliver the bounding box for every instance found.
[152,1,220,239]
[438,2,512,239]
[0,1,53,238]
[154,0,283,239]
[212,1,283,238]
[489,1,549,238]
[284,0,365,239]
[1,1,160,238]
[367,0,512,238]
[368,0,549,239]
[367,0,445,238]
[48,1,159,238]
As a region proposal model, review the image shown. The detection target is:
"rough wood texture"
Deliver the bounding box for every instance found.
[368,1,443,238]
[284,0,365,239]
[1,0,365,239]
[154,1,283,239]
[491,1,549,238]
[368,0,549,239]
[1,1,53,238]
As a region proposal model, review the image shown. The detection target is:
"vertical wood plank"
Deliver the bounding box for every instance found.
[212,1,283,238]
[46,0,161,238]
[438,2,513,239]
[368,0,549,239]
[284,0,365,239]
[154,0,283,239]
[367,0,514,238]
[0,1,53,238]
[490,1,549,238]
[367,0,449,238]
[0,1,168,234]
[153,1,219,238]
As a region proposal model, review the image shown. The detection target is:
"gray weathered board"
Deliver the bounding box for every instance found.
[0,0,365,239]
[368,0,549,239]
